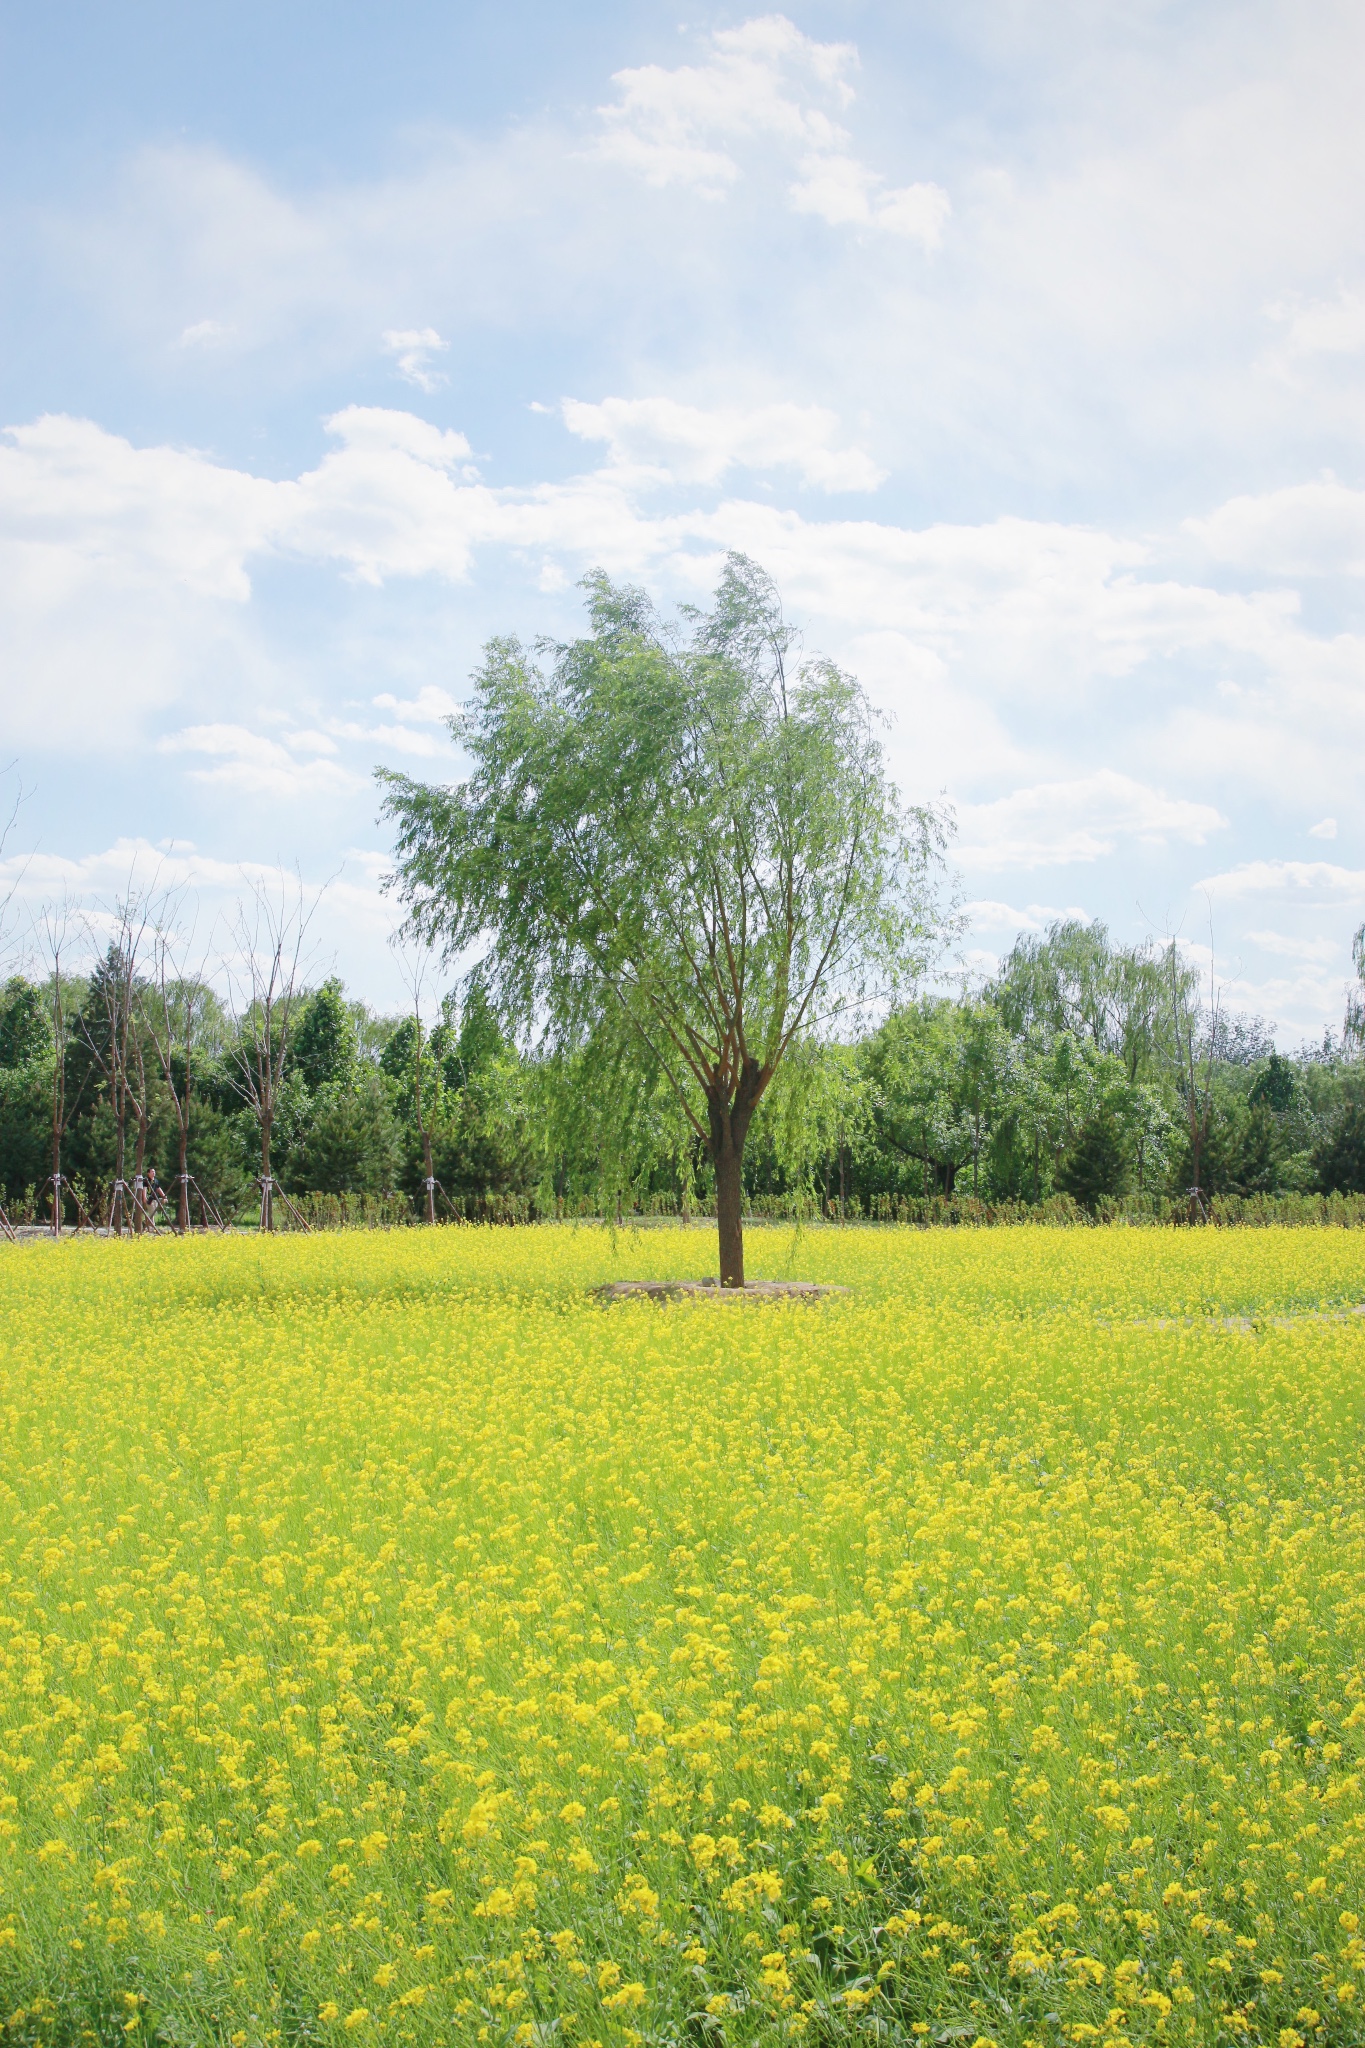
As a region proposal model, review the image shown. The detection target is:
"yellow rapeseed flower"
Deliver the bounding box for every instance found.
[0,1222,1362,2044]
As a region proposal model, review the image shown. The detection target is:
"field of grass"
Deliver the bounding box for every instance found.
[2,1225,1365,2048]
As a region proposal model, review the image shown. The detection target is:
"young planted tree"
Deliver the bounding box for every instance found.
[80,898,155,1231]
[380,554,947,1285]
[226,876,316,1231]
[1170,936,1221,1221]
[34,903,91,1232]
[386,938,442,1223]
[144,901,218,1232]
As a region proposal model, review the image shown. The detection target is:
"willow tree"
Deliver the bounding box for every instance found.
[379,555,946,1285]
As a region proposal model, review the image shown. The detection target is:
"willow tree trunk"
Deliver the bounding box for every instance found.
[708,1070,765,1288]
[714,1140,744,1288]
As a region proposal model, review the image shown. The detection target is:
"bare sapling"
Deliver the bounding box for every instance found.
[35,902,91,1234]
[390,933,444,1224]
[81,895,153,1232]
[1169,932,1220,1223]
[144,896,221,1231]
[226,873,319,1232]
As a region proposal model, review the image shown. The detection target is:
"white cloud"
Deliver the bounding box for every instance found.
[5,403,1357,788]
[1309,815,1339,839]
[1268,287,1365,356]
[0,412,276,602]
[788,152,951,243]
[594,15,949,246]
[957,771,1228,870]
[963,898,1093,935]
[594,16,851,194]
[323,719,444,759]
[371,685,459,723]
[1195,858,1365,903]
[560,395,884,491]
[1187,479,1365,577]
[381,328,449,393]
[178,318,233,349]
[157,724,366,799]
[1245,928,1342,964]
[0,838,408,1006]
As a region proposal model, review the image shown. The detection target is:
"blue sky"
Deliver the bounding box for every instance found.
[2,0,1364,1035]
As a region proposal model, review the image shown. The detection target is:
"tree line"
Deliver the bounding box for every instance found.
[1,906,1363,1229]
[2,556,1361,1251]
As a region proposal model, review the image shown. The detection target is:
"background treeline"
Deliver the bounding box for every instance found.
[4,912,1365,1226]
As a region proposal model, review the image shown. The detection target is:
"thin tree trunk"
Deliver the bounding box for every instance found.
[422,1129,436,1225]
[133,1107,148,1232]
[261,1120,273,1232]
[177,1123,190,1233]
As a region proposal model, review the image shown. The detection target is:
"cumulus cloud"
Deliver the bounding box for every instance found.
[3,398,1362,1034]
[1310,816,1339,839]
[0,412,276,601]
[157,724,366,799]
[1,404,1353,781]
[1245,929,1343,964]
[560,395,884,491]
[788,152,950,242]
[594,15,949,246]
[1195,858,1365,903]
[1187,478,1365,577]
[322,719,444,758]
[371,685,459,723]
[957,772,1228,870]
[381,328,449,392]
[962,898,1094,935]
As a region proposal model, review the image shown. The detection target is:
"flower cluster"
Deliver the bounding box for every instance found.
[0,1224,1362,2047]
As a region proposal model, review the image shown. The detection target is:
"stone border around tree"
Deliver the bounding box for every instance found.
[594,1279,849,1301]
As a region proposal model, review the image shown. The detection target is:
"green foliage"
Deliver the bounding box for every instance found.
[993,916,1189,1084]
[1249,1049,1298,1112]
[1057,1108,1132,1209]
[378,1014,422,1085]
[290,977,357,1093]
[0,977,52,1070]
[0,1064,49,1202]
[380,555,948,1276]
[861,999,1014,1198]
[1313,1088,1365,1194]
[292,1070,401,1195]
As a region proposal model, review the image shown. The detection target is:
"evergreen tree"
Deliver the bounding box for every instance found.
[291,978,357,1093]
[0,978,52,1069]
[1057,1111,1132,1210]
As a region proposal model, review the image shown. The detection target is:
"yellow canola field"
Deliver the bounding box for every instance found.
[1,1225,1365,2048]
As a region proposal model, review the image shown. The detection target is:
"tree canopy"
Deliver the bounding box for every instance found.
[379,554,948,1282]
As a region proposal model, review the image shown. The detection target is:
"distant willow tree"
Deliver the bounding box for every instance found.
[380,554,948,1285]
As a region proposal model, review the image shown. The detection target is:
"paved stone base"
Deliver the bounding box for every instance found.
[596,1279,848,1301]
